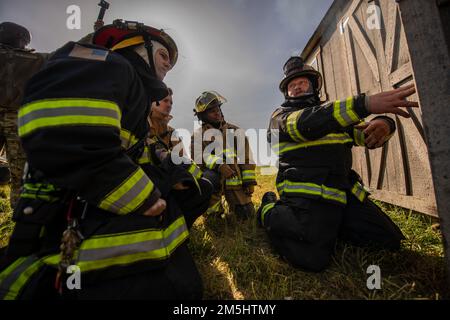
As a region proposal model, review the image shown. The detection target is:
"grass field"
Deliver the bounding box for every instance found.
[0,170,447,300]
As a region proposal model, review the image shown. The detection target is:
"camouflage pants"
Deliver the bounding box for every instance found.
[0,109,26,208]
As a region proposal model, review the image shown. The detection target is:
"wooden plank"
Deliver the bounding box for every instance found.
[343,27,359,94]
[330,32,351,98]
[317,47,328,101]
[348,16,380,82]
[389,62,412,86]
[385,0,398,74]
[370,190,438,217]
[321,43,337,101]
[342,0,362,20]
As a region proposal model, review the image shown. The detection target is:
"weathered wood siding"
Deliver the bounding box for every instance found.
[302,0,437,216]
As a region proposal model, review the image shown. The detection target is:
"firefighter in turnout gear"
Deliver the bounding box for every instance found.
[148,87,180,150]
[191,91,257,219]
[257,56,418,272]
[0,19,207,300]
[0,22,47,207]
[147,88,217,228]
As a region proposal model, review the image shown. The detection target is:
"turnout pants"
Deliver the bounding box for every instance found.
[262,192,405,272]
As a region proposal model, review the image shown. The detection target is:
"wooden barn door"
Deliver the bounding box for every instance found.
[339,0,437,216]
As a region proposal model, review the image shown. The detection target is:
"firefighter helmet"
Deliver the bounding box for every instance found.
[194,91,227,113]
[0,22,31,48]
[279,56,322,94]
[92,19,178,67]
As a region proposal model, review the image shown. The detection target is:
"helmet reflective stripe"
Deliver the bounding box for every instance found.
[195,91,227,113]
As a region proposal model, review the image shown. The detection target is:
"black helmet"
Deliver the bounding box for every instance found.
[279,56,322,95]
[0,22,31,48]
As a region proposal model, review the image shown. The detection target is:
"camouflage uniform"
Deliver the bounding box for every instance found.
[0,44,46,207]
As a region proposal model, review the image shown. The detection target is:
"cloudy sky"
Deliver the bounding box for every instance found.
[1,0,333,132]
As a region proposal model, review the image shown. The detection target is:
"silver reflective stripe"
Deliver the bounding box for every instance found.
[322,187,346,203]
[354,128,365,146]
[19,106,120,127]
[0,256,39,300]
[78,222,188,262]
[106,173,150,213]
[275,133,353,155]
[283,183,322,194]
[338,100,354,126]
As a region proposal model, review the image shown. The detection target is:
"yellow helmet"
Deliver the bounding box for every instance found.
[194,91,227,113]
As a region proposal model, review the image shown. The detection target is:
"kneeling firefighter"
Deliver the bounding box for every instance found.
[0,19,208,299]
[147,88,218,228]
[191,91,257,220]
[257,57,415,272]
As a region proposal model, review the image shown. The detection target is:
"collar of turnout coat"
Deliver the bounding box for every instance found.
[282,95,321,109]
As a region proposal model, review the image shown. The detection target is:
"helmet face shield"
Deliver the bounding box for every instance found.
[195,91,227,113]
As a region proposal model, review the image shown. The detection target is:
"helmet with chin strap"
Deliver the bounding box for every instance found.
[279,56,322,99]
[93,19,178,70]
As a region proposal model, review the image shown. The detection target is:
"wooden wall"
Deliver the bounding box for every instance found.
[303,0,437,216]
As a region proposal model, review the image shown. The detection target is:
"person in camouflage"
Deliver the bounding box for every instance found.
[0,22,47,207]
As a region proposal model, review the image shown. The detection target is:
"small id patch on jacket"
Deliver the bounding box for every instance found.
[69,44,109,61]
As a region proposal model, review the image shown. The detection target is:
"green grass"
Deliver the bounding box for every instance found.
[0,172,447,300]
[188,169,447,300]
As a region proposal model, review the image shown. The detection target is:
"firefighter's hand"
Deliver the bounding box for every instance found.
[367,84,419,118]
[142,198,166,216]
[219,164,236,179]
[244,185,255,195]
[94,20,104,31]
[356,119,391,149]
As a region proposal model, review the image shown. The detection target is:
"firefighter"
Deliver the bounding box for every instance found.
[0,19,204,300]
[147,88,217,228]
[191,91,257,220]
[257,56,418,272]
[148,87,180,150]
[0,22,47,207]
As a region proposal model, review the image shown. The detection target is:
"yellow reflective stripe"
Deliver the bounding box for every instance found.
[332,97,360,127]
[188,163,203,179]
[286,110,307,142]
[80,216,186,249]
[20,182,61,201]
[120,128,139,150]
[277,180,347,204]
[111,35,144,51]
[0,256,45,300]
[76,217,189,272]
[99,168,154,215]
[137,146,154,165]
[206,200,222,215]
[205,154,221,169]
[241,170,256,181]
[261,202,275,226]
[0,257,27,284]
[351,182,367,202]
[225,177,242,186]
[18,99,121,137]
[273,133,353,155]
[353,127,366,146]
[222,149,237,158]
